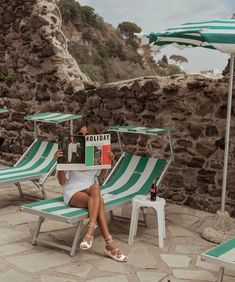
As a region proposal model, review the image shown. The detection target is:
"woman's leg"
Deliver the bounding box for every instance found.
[96,198,127,262]
[69,184,101,238]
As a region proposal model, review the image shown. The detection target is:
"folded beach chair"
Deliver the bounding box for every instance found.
[21,124,173,256]
[0,139,58,199]
[201,237,235,282]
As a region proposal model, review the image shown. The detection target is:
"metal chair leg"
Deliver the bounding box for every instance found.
[70,221,83,257]
[32,216,45,245]
[218,266,224,282]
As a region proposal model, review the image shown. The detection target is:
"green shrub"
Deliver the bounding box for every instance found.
[167,64,183,75]
[79,64,105,83]
[58,0,81,23]
[80,5,97,26]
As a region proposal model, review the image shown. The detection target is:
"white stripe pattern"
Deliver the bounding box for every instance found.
[101,155,141,194]
[219,249,235,262]
[0,142,57,180]
[104,158,157,200]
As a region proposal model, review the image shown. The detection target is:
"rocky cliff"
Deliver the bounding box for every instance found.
[0,0,235,215]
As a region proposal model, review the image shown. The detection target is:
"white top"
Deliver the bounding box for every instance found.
[63,169,101,205]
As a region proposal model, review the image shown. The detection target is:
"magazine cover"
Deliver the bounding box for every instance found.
[57,134,111,170]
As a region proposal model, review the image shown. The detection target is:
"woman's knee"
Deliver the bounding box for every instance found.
[89,184,100,198]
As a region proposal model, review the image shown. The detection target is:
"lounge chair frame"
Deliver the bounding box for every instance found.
[0,139,58,200]
[201,237,235,282]
[21,126,173,256]
[107,126,174,224]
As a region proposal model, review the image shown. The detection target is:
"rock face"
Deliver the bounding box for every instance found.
[0,1,235,215]
[0,0,90,117]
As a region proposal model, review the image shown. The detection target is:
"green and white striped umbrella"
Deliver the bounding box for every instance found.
[148,19,235,53]
[147,18,235,213]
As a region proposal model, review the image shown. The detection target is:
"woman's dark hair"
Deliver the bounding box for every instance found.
[78,115,105,135]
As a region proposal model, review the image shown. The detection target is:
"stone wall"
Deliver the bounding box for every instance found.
[0,0,235,215]
[0,0,90,152]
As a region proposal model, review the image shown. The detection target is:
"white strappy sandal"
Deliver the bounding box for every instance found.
[80,222,97,250]
[104,235,128,262]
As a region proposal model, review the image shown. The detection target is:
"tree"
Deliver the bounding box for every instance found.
[58,0,81,22]
[170,54,188,65]
[80,5,97,25]
[118,21,142,39]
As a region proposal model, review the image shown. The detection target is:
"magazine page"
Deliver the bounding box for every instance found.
[57,134,111,170]
[85,134,111,169]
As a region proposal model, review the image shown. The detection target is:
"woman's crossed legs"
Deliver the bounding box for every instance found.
[69,184,127,262]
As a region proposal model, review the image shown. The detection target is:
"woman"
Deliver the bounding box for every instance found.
[54,120,128,262]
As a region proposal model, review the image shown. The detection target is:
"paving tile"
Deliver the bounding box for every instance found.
[0,270,30,282]
[57,262,93,278]
[160,254,191,268]
[40,220,73,232]
[87,275,128,282]
[0,242,32,256]
[173,269,216,281]
[98,259,128,273]
[168,226,194,237]
[0,228,26,243]
[128,244,157,268]
[137,271,167,282]
[0,212,36,225]
[40,275,77,282]
[5,251,73,272]
[167,214,199,227]
[175,244,205,254]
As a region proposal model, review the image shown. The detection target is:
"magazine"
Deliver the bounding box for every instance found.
[57,134,111,170]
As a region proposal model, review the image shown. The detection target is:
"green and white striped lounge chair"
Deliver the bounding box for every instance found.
[201,237,235,282]
[21,152,169,256]
[0,108,9,114]
[0,139,58,199]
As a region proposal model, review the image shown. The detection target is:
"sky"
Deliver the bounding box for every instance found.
[78,0,235,73]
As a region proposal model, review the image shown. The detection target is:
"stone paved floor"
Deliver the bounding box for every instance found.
[0,177,235,282]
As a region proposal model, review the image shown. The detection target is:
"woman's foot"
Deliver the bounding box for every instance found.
[104,235,128,262]
[80,222,97,250]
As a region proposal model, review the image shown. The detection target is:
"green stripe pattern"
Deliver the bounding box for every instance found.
[0,108,8,113]
[0,140,58,183]
[147,19,235,54]
[206,237,235,260]
[24,112,81,123]
[108,126,170,135]
[23,154,167,221]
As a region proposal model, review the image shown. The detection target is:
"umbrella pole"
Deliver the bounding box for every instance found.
[221,53,234,213]
[202,54,234,244]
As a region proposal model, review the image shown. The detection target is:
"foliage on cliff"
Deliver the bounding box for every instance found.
[58,0,182,83]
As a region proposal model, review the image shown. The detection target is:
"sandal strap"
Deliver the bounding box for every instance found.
[104,234,113,245]
[88,222,97,228]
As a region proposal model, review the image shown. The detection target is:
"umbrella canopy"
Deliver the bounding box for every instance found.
[147,18,235,213]
[148,19,235,53]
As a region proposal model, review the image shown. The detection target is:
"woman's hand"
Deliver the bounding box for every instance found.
[108,150,114,161]
[54,150,63,161]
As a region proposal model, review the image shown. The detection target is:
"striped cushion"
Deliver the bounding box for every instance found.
[0,140,58,183]
[22,154,166,223]
[108,126,170,135]
[24,112,81,124]
[206,237,235,263]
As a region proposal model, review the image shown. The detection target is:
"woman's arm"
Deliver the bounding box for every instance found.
[54,150,67,185]
[57,170,67,185]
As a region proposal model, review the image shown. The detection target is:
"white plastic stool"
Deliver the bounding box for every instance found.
[128,195,166,248]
